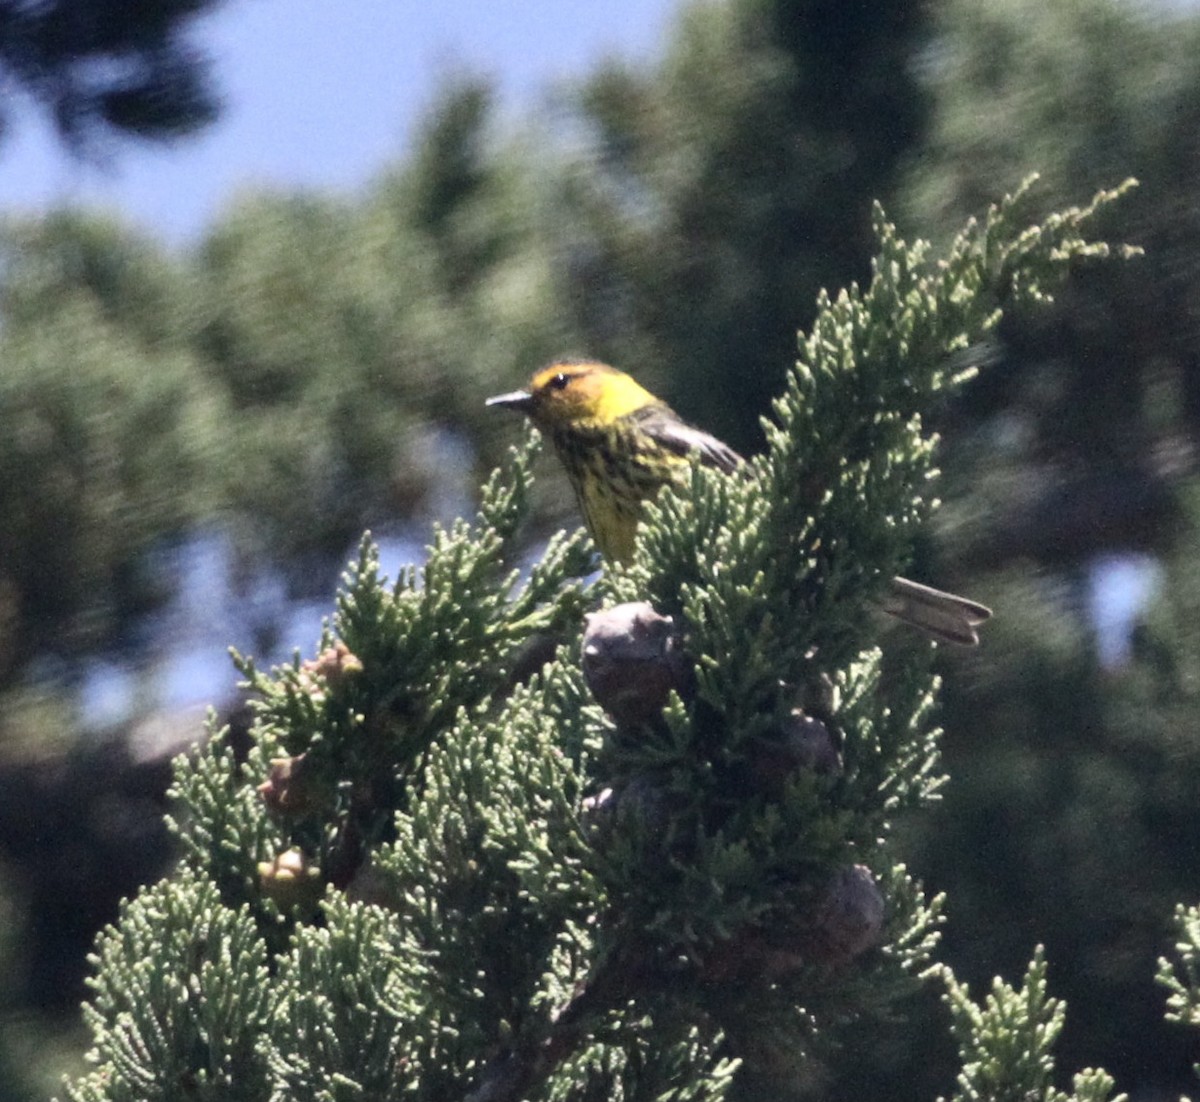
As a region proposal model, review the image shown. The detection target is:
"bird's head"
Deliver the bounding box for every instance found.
[487,359,659,432]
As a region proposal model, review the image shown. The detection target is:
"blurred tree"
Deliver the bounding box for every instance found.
[0,213,225,691]
[0,211,221,1101]
[905,0,1200,563]
[883,0,1200,1095]
[555,0,934,454]
[0,81,592,693]
[0,0,223,156]
[194,79,589,595]
[893,559,1200,1096]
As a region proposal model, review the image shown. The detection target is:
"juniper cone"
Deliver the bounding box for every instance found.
[581,601,693,724]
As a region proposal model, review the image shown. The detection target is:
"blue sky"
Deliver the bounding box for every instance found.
[4,0,1196,245]
[0,0,677,245]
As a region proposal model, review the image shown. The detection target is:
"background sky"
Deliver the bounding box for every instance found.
[0,0,677,245]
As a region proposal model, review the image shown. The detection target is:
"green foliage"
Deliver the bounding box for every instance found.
[195,86,586,579]
[168,721,288,915]
[0,214,225,687]
[9,6,1200,1100]
[1159,903,1200,1089]
[0,213,200,347]
[906,0,1200,490]
[908,0,1184,223]
[640,175,1128,593]
[912,355,1200,1092]
[236,430,593,777]
[587,180,1133,1095]
[177,433,592,897]
[940,949,1126,1102]
[267,895,426,1101]
[56,180,1144,1102]
[620,176,1133,724]
[1160,903,1200,1022]
[0,86,592,698]
[900,539,1200,1095]
[62,869,271,1102]
[560,0,936,454]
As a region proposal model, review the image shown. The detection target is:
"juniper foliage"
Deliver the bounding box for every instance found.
[1159,902,1200,1077]
[940,949,1126,1102]
[61,179,1179,1102]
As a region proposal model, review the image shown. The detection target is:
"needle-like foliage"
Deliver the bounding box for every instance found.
[61,179,1173,1102]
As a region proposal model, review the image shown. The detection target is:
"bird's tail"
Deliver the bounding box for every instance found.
[880,576,992,646]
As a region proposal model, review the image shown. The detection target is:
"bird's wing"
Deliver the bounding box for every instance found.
[631,404,744,474]
[880,577,993,646]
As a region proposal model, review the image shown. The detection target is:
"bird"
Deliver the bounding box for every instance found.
[488,358,990,645]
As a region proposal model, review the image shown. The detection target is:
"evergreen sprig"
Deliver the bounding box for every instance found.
[267,895,429,1100]
[63,870,272,1102]
[940,949,1126,1102]
[1158,902,1200,1084]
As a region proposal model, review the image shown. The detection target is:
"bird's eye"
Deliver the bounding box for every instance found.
[549,372,571,391]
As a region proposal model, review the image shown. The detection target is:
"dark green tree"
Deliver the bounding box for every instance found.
[554,0,934,454]
[888,2,1200,1093]
[0,0,223,155]
[905,0,1200,550]
[0,83,590,694]
[0,212,225,690]
[193,80,589,594]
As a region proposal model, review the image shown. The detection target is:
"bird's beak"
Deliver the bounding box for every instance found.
[486,389,534,413]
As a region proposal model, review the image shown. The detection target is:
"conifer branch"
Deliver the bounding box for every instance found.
[466,944,646,1102]
[58,179,1154,1102]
